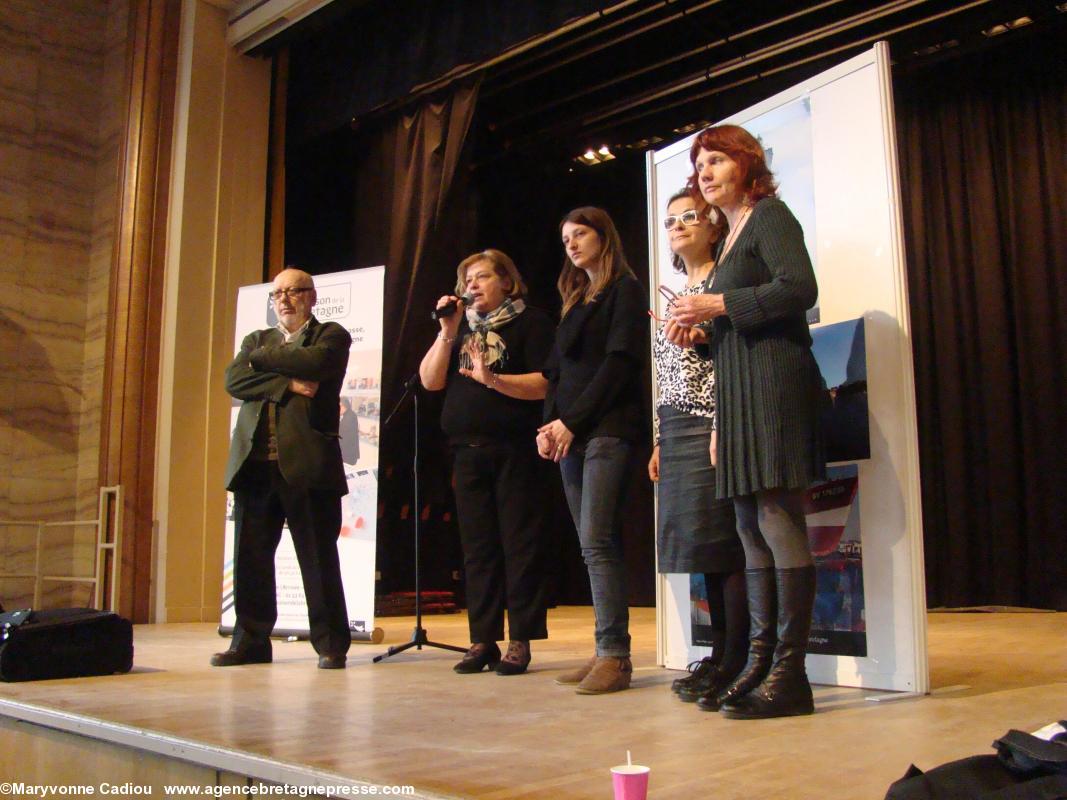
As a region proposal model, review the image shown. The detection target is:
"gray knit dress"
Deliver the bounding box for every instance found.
[707,197,826,499]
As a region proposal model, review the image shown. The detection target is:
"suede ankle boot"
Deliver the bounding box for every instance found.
[555,654,598,685]
[721,565,816,719]
[575,656,632,695]
[698,568,776,712]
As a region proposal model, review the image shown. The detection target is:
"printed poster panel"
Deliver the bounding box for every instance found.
[812,318,871,462]
[689,574,716,648]
[805,464,866,657]
[220,266,384,639]
[690,464,866,657]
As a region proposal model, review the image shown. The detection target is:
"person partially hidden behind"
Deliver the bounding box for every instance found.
[213,267,353,670]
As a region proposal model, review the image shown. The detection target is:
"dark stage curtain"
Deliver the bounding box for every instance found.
[360,78,482,399]
[286,0,612,142]
[285,76,483,596]
[894,35,1067,609]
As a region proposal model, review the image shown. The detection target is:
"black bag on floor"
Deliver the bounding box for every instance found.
[0,608,133,682]
[885,726,1067,800]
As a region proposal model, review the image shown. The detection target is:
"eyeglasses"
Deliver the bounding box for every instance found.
[648,284,679,323]
[269,287,313,301]
[662,209,703,230]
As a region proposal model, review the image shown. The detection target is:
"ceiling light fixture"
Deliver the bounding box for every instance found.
[575,145,616,166]
[912,38,959,56]
[982,16,1032,36]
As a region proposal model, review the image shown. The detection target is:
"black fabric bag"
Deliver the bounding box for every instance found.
[0,608,133,682]
[885,726,1067,800]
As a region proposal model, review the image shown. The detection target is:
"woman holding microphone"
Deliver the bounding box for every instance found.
[667,125,824,719]
[651,189,748,705]
[420,249,554,676]
[539,207,647,695]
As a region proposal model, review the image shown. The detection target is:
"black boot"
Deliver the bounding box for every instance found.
[697,568,775,712]
[674,624,723,698]
[721,565,816,719]
[672,656,719,696]
[680,571,748,701]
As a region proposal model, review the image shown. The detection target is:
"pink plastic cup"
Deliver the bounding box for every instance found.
[611,764,650,800]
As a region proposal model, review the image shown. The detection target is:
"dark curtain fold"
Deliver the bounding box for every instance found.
[359,77,483,594]
[360,75,482,403]
[285,76,483,595]
[895,36,1067,609]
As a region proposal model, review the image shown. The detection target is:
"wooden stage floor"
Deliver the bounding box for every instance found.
[1,607,1065,799]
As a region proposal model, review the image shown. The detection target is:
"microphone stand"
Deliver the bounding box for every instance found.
[374,372,466,663]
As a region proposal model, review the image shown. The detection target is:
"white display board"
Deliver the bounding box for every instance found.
[220,266,385,640]
[648,44,928,692]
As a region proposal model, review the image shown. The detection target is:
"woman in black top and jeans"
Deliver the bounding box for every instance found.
[539,207,648,695]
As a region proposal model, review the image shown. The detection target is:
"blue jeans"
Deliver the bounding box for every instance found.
[560,436,633,658]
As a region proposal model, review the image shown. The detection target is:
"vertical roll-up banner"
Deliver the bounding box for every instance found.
[220,266,385,640]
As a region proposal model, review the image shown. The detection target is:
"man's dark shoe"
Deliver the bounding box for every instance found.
[317,654,347,670]
[210,644,272,667]
[453,642,501,674]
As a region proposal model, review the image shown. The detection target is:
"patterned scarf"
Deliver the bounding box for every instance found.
[465,297,525,335]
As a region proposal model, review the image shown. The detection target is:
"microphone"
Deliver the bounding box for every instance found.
[431,294,473,321]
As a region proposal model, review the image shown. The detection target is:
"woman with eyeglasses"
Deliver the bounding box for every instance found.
[539,207,647,695]
[419,250,555,676]
[667,125,824,719]
[650,189,748,706]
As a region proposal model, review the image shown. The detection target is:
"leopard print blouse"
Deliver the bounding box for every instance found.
[652,282,716,441]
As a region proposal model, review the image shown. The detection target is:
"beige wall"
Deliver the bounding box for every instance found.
[0,0,129,608]
[154,0,271,622]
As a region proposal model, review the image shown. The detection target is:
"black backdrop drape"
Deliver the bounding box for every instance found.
[287,77,483,597]
[285,0,612,142]
[894,32,1067,610]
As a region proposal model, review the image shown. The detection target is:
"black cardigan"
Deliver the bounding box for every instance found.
[543,275,648,443]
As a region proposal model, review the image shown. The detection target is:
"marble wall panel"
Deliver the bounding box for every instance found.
[7,377,82,469]
[0,522,40,575]
[79,0,128,529]
[0,0,127,609]
[40,581,94,608]
[7,476,78,524]
[0,370,11,467]
[74,476,101,525]
[38,522,97,577]
[0,290,88,384]
[0,2,41,147]
[0,578,35,609]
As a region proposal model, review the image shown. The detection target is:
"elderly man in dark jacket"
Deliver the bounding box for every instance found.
[213,268,352,669]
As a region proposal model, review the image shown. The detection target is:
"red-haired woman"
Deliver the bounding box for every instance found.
[539,207,648,695]
[667,124,824,719]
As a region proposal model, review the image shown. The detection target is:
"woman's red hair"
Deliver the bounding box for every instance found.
[687,124,778,205]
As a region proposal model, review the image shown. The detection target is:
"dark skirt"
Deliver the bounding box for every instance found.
[656,406,745,574]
